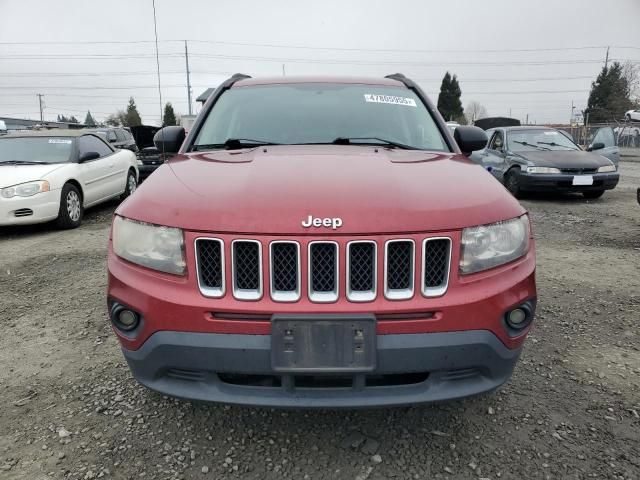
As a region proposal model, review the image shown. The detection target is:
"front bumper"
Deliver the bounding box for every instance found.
[0,189,60,226]
[518,172,619,192]
[123,329,522,408]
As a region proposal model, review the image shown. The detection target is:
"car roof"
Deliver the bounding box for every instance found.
[1,129,94,138]
[233,75,406,88]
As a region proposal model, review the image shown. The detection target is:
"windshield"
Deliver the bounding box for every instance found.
[193,83,450,152]
[508,129,580,152]
[0,137,74,164]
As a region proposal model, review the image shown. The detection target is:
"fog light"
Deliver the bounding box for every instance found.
[508,308,527,326]
[110,303,141,332]
[118,309,139,330]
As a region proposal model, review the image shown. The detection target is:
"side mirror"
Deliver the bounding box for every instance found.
[587,142,605,151]
[108,138,117,143]
[79,151,100,163]
[454,126,488,155]
[154,126,186,154]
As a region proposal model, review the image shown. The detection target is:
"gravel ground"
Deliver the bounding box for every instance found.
[1,159,639,480]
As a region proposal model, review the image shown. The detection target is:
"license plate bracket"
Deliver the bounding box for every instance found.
[271,314,376,373]
[573,175,594,186]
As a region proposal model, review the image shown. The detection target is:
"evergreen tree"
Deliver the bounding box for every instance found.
[84,111,96,126]
[68,115,79,124]
[124,97,142,127]
[586,62,634,123]
[437,72,464,121]
[163,102,177,126]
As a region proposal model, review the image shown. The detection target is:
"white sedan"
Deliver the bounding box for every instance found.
[0,130,138,228]
[625,109,640,122]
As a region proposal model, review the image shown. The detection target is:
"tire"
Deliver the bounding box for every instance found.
[625,114,631,122]
[120,169,137,200]
[583,190,605,199]
[504,169,523,198]
[55,183,83,229]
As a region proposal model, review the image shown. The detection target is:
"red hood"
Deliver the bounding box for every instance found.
[117,145,525,234]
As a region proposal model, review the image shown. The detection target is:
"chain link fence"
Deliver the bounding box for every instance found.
[561,122,640,149]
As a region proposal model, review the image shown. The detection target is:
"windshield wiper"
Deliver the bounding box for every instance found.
[332,137,418,150]
[192,138,280,151]
[0,160,49,165]
[537,141,577,150]
[512,140,550,151]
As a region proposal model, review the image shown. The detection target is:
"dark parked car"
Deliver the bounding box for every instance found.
[470,126,619,199]
[130,125,163,181]
[91,127,138,153]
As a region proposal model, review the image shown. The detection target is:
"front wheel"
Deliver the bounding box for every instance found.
[504,169,523,198]
[120,170,137,200]
[55,183,83,229]
[583,190,605,199]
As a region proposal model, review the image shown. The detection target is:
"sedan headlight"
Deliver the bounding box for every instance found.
[460,215,530,274]
[526,167,561,174]
[112,216,186,275]
[597,165,616,173]
[1,180,50,198]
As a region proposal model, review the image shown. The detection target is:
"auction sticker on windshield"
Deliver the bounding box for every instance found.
[48,139,73,144]
[364,94,417,107]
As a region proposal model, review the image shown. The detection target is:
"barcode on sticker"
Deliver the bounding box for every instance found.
[364,94,417,107]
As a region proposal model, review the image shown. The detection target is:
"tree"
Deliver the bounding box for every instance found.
[124,97,142,127]
[105,110,125,126]
[465,101,488,124]
[56,114,79,123]
[84,111,96,126]
[437,72,464,122]
[163,102,177,126]
[586,62,635,123]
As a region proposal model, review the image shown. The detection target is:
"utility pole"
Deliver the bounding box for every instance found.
[571,100,575,124]
[282,64,286,77]
[604,46,610,69]
[184,40,193,116]
[525,113,529,125]
[37,94,44,122]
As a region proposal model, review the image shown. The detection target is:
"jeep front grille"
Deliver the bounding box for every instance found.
[347,241,376,302]
[232,240,262,300]
[195,236,451,302]
[384,240,414,300]
[195,238,224,297]
[308,242,338,302]
[270,241,300,302]
[422,238,452,297]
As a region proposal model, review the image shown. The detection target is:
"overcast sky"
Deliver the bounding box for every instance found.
[1,0,639,125]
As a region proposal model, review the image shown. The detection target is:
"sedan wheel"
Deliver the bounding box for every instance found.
[55,183,83,229]
[505,169,523,198]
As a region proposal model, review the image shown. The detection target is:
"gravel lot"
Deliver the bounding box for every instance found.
[1,159,639,480]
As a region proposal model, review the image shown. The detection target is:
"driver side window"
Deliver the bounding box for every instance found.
[489,131,504,151]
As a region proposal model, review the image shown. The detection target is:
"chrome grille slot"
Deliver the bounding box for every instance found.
[422,237,451,297]
[270,241,300,302]
[232,240,262,300]
[347,241,376,302]
[384,240,414,300]
[195,238,224,297]
[308,241,338,302]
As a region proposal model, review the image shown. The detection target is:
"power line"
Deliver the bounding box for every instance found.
[1,38,639,53]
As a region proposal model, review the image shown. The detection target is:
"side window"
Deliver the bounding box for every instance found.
[592,127,615,147]
[78,135,113,158]
[115,129,127,142]
[489,131,504,150]
[106,130,117,142]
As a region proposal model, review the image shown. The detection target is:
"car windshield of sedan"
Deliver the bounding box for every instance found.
[193,83,450,152]
[0,137,74,164]
[508,129,580,152]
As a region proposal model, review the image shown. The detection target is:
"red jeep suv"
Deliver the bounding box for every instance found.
[107,74,536,408]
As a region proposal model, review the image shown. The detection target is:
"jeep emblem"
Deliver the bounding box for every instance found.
[301,215,343,229]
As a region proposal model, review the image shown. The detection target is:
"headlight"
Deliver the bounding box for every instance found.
[526,166,561,174]
[460,215,530,274]
[1,180,50,198]
[597,165,616,173]
[112,216,186,275]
